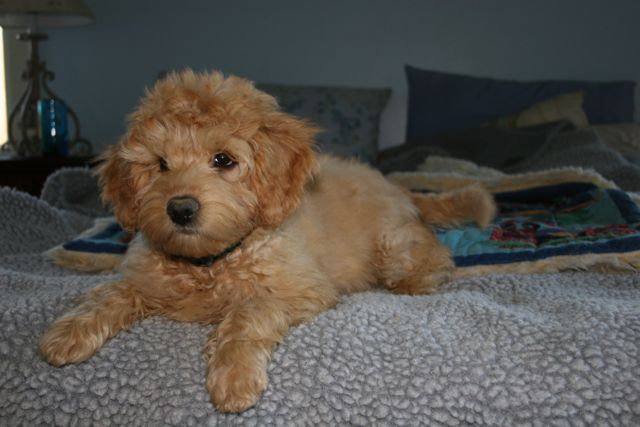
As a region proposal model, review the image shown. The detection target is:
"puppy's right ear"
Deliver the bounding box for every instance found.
[95,143,138,232]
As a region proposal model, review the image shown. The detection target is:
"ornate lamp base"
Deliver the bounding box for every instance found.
[3,32,91,158]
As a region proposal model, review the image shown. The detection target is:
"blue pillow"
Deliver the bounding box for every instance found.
[405,66,636,140]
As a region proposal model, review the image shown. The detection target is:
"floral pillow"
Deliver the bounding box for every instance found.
[258,84,390,162]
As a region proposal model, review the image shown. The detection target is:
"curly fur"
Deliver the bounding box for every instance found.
[39,70,496,412]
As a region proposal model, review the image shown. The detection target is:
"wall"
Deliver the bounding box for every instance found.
[7,0,639,152]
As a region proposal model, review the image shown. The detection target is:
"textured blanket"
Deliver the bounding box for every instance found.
[377,122,640,192]
[501,127,640,192]
[1,170,640,425]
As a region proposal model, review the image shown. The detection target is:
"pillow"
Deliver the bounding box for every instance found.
[486,91,589,129]
[405,66,635,140]
[258,84,390,162]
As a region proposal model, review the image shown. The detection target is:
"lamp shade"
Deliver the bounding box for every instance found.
[0,0,94,28]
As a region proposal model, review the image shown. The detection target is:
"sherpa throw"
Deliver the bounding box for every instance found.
[1,170,640,426]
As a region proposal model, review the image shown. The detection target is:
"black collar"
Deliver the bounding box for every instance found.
[176,240,243,267]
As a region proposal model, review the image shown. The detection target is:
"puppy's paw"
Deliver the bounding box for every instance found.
[39,316,102,366]
[207,363,268,413]
[392,269,452,295]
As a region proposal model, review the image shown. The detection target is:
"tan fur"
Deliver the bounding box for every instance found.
[410,184,497,229]
[39,70,496,413]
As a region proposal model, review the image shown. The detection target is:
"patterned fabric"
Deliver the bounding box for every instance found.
[62,221,131,254]
[258,84,390,162]
[59,183,640,273]
[434,183,640,267]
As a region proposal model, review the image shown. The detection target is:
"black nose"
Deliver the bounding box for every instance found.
[166,196,200,226]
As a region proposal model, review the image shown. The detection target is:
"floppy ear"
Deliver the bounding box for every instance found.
[250,115,318,227]
[95,143,139,232]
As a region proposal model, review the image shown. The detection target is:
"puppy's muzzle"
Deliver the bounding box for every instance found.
[167,196,200,226]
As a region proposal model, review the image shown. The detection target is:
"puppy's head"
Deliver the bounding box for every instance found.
[98,70,317,258]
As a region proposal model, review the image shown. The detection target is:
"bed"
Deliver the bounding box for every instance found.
[1,67,640,426]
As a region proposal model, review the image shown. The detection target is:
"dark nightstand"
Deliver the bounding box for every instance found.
[0,156,97,196]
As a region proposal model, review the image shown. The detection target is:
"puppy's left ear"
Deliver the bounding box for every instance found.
[250,115,318,227]
[95,143,139,232]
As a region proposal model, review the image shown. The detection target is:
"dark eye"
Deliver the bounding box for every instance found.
[159,158,168,172]
[212,152,236,169]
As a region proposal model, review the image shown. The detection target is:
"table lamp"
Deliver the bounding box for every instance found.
[0,0,94,157]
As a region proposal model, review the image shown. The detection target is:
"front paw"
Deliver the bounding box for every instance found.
[207,363,268,413]
[39,316,102,366]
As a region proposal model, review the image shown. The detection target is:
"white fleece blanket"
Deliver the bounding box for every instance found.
[1,170,640,426]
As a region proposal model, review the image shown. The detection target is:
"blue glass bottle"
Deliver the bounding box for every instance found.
[37,99,69,157]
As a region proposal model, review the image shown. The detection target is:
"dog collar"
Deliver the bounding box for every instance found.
[178,240,243,267]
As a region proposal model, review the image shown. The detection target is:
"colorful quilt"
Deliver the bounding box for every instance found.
[433,182,640,266]
[49,182,640,276]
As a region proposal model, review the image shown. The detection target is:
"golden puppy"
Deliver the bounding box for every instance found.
[39,70,495,412]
